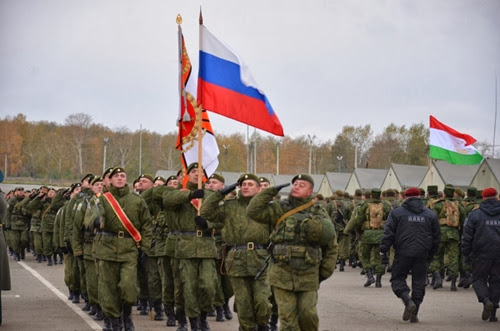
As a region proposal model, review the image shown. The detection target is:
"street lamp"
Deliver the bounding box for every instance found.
[103,138,109,173]
[223,144,230,171]
[308,134,316,174]
[337,155,343,172]
[276,140,281,175]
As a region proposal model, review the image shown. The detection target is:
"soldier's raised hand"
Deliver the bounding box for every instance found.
[219,183,238,196]
[274,183,291,192]
[190,189,205,199]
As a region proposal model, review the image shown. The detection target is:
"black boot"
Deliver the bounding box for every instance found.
[223,301,233,320]
[153,301,163,321]
[215,306,225,322]
[88,304,97,316]
[59,252,64,263]
[364,269,375,287]
[53,253,58,265]
[450,277,457,292]
[339,259,345,272]
[94,305,104,321]
[432,271,442,289]
[42,255,47,261]
[111,317,123,331]
[68,289,74,301]
[189,317,200,331]
[14,252,20,262]
[72,290,80,304]
[37,254,43,263]
[102,316,112,331]
[430,273,436,287]
[268,314,278,331]
[400,292,416,321]
[176,309,188,331]
[20,249,25,260]
[482,298,495,321]
[490,308,498,322]
[47,255,53,266]
[351,255,358,268]
[463,271,472,289]
[138,299,149,316]
[165,305,176,326]
[122,304,134,331]
[199,312,210,331]
[81,292,90,311]
[257,325,269,331]
[206,308,215,317]
[375,274,382,288]
[410,304,420,323]
[387,264,392,272]
[458,273,466,287]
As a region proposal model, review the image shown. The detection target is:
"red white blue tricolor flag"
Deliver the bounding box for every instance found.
[197,25,284,136]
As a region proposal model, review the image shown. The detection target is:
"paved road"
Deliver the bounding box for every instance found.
[1,253,498,330]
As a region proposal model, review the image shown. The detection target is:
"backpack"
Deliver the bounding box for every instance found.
[438,200,460,228]
[364,202,385,230]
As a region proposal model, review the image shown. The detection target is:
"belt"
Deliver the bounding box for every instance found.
[170,230,213,238]
[97,231,132,239]
[227,242,267,251]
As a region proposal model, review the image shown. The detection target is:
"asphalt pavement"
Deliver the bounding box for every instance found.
[1,253,498,330]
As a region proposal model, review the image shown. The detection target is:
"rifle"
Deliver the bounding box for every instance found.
[255,242,274,280]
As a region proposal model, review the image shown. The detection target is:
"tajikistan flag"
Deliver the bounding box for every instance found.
[429,115,483,165]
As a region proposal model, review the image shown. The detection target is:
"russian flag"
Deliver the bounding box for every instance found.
[198,25,284,136]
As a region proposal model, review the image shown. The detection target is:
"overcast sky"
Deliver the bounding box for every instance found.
[1,0,499,146]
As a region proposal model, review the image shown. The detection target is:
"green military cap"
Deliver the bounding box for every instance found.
[238,173,260,185]
[110,167,126,177]
[209,173,225,183]
[316,194,324,200]
[81,173,94,182]
[344,192,350,199]
[186,162,199,174]
[355,189,363,197]
[259,176,270,184]
[394,189,399,195]
[176,168,184,177]
[455,188,465,198]
[443,184,455,198]
[371,188,381,199]
[335,190,344,197]
[40,185,49,190]
[70,183,82,193]
[466,186,477,198]
[364,190,372,199]
[166,175,177,184]
[133,178,139,186]
[102,167,114,178]
[386,189,395,197]
[154,176,166,184]
[15,187,24,191]
[91,176,103,185]
[427,185,438,195]
[139,173,154,183]
[292,173,314,186]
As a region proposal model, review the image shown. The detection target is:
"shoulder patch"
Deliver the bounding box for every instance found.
[77,202,83,211]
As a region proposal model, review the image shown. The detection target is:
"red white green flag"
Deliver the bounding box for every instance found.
[429,115,483,165]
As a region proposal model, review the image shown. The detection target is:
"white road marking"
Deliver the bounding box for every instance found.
[18,261,101,331]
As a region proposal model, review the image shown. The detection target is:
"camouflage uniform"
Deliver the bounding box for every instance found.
[247,186,338,331]
[42,191,65,263]
[326,198,350,264]
[8,195,30,260]
[201,190,270,330]
[24,194,50,261]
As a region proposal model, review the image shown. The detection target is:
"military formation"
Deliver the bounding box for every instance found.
[1,165,500,330]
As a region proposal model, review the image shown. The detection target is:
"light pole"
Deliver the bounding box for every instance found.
[276,140,281,175]
[337,155,343,172]
[308,134,316,174]
[223,144,230,171]
[103,138,109,173]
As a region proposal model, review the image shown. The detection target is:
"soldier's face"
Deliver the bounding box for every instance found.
[153,180,165,187]
[207,178,224,191]
[73,186,82,195]
[139,178,153,191]
[111,172,127,188]
[167,179,179,188]
[47,189,56,198]
[240,180,260,197]
[92,182,104,194]
[260,182,270,190]
[103,175,111,188]
[290,180,313,198]
[188,169,199,184]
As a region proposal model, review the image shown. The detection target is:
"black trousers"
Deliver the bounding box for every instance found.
[390,254,427,305]
[472,258,500,307]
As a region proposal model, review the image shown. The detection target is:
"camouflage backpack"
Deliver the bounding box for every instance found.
[363,202,385,230]
[438,200,460,228]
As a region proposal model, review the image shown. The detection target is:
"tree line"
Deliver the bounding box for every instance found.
[0,113,492,182]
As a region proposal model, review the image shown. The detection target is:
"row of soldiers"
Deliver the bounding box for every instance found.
[2,164,338,331]
[321,184,482,292]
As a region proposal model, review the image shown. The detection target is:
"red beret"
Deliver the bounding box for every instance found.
[404,187,421,197]
[482,187,498,198]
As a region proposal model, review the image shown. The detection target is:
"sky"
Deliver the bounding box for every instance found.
[1,0,499,147]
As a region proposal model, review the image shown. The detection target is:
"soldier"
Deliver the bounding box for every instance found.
[462,187,500,322]
[42,188,65,266]
[204,173,234,322]
[1,189,12,326]
[94,167,153,330]
[202,173,270,330]
[259,177,271,189]
[163,162,217,331]
[345,188,392,287]
[326,190,349,272]
[429,184,466,291]
[247,174,337,330]
[6,187,29,261]
[380,187,441,323]
[24,186,50,263]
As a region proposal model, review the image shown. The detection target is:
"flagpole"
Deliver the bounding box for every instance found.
[429,157,433,186]
[197,7,204,200]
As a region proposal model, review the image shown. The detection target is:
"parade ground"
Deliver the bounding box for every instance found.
[1,253,498,331]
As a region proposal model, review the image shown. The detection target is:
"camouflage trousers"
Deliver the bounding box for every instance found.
[337,233,350,260]
[75,256,86,296]
[64,254,80,291]
[84,258,98,306]
[430,238,460,277]
[273,286,318,331]
[9,229,28,254]
[137,257,149,300]
[214,259,234,307]
[32,231,43,255]
[42,231,55,256]
[147,256,162,302]
[360,243,386,275]
[158,256,175,307]
[229,276,271,331]
[171,257,184,311]
[179,258,216,318]
[98,259,139,318]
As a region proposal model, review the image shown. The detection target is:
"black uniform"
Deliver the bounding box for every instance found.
[461,198,500,313]
[380,197,441,305]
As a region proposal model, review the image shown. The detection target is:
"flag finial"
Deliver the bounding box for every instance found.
[176,14,182,25]
[199,7,203,25]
